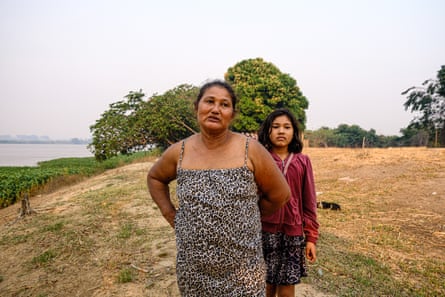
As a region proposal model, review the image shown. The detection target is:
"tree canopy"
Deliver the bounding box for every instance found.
[89,85,199,160]
[136,84,199,150]
[225,58,308,132]
[88,90,147,160]
[89,58,311,160]
[88,59,444,160]
[306,124,386,148]
[402,65,445,146]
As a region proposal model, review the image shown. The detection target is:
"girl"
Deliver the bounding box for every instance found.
[258,108,319,297]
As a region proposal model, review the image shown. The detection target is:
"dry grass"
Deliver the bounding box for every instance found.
[304,147,445,296]
[0,148,444,297]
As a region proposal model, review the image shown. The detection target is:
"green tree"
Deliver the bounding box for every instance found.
[333,124,366,147]
[225,58,308,132]
[307,125,396,148]
[363,129,379,147]
[89,90,147,160]
[402,65,445,146]
[89,85,199,160]
[306,127,337,147]
[398,127,429,146]
[136,84,199,149]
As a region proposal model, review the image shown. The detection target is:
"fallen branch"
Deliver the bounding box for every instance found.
[130,263,149,273]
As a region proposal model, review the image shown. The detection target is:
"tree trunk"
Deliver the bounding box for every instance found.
[18,193,36,217]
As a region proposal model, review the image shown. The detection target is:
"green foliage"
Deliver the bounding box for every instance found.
[117,268,134,283]
[225,57,308,132]
[136,84,199,149]
[398,126,429,146]
[0,151,156,207]
[0,167,64,207]
[335,124,369,147]
[117,222,134,239]
[86,61,445,154]
[32,250,56,266]
[306,124,401,148]
[402,65,445,146]
[305,127,337,147]
[89,90,148,160]
[41,221,64,233]
[89,85,199,159]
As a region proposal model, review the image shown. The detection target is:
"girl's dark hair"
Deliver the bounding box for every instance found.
[194,79,237,111]
[258,108,303,153]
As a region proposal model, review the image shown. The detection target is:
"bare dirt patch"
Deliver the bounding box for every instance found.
[0,148,443,296]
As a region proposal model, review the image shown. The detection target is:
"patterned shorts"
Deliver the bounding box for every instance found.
[262,231,308,285]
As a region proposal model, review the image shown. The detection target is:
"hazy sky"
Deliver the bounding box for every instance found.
[1,0,444,139]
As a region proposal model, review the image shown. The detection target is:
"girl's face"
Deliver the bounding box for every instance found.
[269,115,294,149]
[196,86,234,132]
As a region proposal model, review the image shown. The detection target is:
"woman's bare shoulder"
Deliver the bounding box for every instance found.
[246,136,266,155]
[245,136,272,171]
[149,140,185,181]
[154,140,186,167]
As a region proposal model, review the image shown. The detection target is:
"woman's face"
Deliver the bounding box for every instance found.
[196,86,234,132]
[269,115,294,149]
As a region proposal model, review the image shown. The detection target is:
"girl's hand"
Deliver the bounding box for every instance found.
[305,242,317,263]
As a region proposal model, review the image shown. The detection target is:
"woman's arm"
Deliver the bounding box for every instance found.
[248,140,290,216]
[147,143,180,228]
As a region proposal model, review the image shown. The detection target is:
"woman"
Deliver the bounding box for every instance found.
[258,108,319,297]
[147,80,290,296]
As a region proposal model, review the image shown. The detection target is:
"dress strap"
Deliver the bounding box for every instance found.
[178,140,185,169]
[244,136,250,166]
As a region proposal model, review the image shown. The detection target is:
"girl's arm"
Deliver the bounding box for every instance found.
[302,155,319,244]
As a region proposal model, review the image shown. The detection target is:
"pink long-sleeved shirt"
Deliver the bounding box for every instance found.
[261,152,319,244]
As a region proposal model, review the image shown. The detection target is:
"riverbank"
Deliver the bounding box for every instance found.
[0,147,444,296]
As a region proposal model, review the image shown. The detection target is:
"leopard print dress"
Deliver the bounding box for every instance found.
[174,138,266,296]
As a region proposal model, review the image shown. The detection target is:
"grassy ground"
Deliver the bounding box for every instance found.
[304,147,444,297]
[0,147,444,296]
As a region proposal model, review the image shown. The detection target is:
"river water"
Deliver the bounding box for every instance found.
[0,143,93,167]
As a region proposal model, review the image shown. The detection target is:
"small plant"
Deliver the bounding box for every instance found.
[32,250,56,266]
[117,222,134,239]
[117,268,134,283]
[42,222,64,232]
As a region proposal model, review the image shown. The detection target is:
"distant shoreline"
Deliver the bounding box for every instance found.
[0,140,91,145]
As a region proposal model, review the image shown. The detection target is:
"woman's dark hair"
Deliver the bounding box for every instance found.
[257,108,303,153]
[194,79,237,111]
